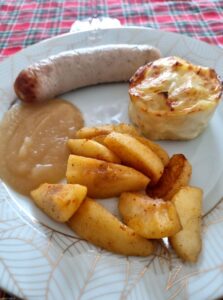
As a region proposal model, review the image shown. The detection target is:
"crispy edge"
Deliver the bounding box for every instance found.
[146,154,192,200]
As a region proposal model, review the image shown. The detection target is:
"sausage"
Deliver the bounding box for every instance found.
[14,44,161,103]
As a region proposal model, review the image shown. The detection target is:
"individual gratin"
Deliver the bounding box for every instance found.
[129,56,222,140]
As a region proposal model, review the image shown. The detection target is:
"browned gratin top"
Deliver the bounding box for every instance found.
[129,56,222,114]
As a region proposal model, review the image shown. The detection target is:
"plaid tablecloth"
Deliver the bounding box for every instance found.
[0,0,223,299]
[0,0,223,62]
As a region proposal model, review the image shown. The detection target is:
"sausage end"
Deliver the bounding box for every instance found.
[14,69,38,103]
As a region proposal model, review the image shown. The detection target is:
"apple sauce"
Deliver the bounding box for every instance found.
[0,98,84,195]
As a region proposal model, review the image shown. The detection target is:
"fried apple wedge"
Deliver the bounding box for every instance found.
[93,134,169,166]
[119,192,182,239]
[92,134,107,145]
[147,154,192,200]
[30,183,87,222]
[75,123,139,139]
[104,132,164,185]
[169,186,203,262]
[134,136,169,166]
[68,139,121,163]
[66,155,150,198]
[68,198,155,256]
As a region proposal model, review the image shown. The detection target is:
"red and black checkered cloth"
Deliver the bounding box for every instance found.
[0,0,223,61]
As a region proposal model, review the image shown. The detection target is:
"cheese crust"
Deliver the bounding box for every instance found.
[129,56,222,140]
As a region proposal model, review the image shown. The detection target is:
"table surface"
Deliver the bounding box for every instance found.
[0,0,223,299]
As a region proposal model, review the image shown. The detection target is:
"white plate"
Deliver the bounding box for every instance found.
[0,27,223,300]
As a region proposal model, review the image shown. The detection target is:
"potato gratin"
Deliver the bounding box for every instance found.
[129,56,222,140]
